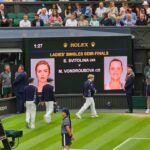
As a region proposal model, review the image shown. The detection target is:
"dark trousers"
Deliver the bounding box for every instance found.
[127,94,133,113]
[16,92,25,113]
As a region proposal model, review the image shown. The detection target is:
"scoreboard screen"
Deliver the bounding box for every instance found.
[24,35,132,94]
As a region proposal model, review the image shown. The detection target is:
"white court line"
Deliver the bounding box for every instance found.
[113,138,131,150]
[130,138,150,140]
[113,138,150,150]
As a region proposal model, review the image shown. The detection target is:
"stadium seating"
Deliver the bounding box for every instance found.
[8,13,17,19]
[27,12,35,19]
[13,18,21,27]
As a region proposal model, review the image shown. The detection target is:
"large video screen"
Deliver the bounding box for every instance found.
[24,36,132,94]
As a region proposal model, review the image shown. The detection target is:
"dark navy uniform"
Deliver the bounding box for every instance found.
[83,79,96,97]
[42,83,55,123]
[61,108,73,148]
[24,84,38,103]
[125,73,135,113]
[61,116,72,147]
[76,79,98,119]
[13,72,27,113]
[24,83,38,129]
[41,84,55,102]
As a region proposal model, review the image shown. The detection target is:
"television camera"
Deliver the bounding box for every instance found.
[0,120,23,150]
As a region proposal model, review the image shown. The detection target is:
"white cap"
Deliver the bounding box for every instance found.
[143,1,149,5]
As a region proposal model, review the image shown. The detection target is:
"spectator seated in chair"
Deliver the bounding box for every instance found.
[84,3,94,18]
[122,7,137,25]
[115,16,124,26]
[95,2,106,18]
[49,9,63,27]
[48,3,62,17]
[39,8,49,26]
[124,14,135,26]
[89,14,99,27]
[64,4,73,19]
[136,13,147,26]
[31,14,44,27]
[106,1,118,18]
[65,13,78,27]
[100,12,113,26]
[78,14,88,27]
[19,15,31,27]
[73,3,85,18]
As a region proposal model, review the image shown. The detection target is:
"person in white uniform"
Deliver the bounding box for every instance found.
[41,78,55,123]
[76,74,98,119]
[24,77,38,129]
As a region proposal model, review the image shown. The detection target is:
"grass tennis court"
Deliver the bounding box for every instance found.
[1,112,150,150]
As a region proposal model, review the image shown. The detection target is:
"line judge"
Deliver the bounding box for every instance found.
[76,74,98,119]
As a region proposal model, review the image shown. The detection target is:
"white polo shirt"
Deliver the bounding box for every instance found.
[65,19,78,27]
[19,20,31,27]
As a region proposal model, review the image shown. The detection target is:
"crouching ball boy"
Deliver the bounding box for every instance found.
[24,77,38,129]
[61,108,74,150]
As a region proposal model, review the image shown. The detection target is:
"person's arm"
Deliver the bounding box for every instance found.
[37,9,41,15]
[65,125,74,140]
[13,74,23,85]
[48,9,52,16]
[65,125,72,137]
[125,76,134,89]
[90,82,96,93]
[57,4,62,14]
[85,6,89,16]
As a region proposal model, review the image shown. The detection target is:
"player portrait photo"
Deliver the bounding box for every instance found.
[31,58,55,92]
[104,56,127,90]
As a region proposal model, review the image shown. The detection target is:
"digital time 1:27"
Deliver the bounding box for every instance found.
[34,43,43,49]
